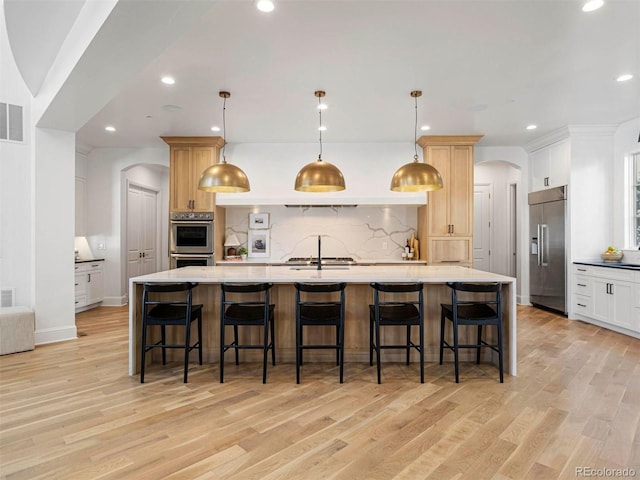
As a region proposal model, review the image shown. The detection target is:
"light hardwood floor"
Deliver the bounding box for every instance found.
[1,305,638,479]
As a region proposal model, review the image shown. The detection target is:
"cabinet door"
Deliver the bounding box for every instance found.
[610,280,634,330]
[428,237,472,264]
[87,269,104,305]
[192,146,216,211]
[547,140,570,188]
[75,177,87,236]
[426,146,451,236]
[170,147,193,212]
[592,277,611,322]
[449,146,473,236]
[75,272,87,308]
[530,148,549,191]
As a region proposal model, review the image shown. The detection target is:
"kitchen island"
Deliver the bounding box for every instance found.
[129,265,517,377]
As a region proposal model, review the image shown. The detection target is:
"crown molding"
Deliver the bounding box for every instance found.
[523,127,569,153]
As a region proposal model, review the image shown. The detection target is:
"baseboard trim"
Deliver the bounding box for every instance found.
[102,296,127,307]
[35,326,78,345]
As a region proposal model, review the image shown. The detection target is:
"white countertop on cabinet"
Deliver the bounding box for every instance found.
[130,264,514,285]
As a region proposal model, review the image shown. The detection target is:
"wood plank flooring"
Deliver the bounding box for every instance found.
[1,305,638,479]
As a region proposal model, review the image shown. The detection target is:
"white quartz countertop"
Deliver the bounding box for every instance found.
[130,265,515,285]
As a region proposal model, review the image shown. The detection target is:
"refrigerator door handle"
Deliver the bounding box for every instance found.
[540,224,549,267]
[536,224,542,266]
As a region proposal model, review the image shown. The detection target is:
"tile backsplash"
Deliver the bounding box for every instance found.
[224,206,418,261]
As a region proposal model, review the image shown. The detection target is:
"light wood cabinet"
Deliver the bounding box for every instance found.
[417,135,482,266]
[162,137,224,212]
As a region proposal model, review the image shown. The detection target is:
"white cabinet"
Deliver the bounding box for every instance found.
[75,261,104,311]
[571,264,639,334]
[75,176,87,236]
[530,140,570,191]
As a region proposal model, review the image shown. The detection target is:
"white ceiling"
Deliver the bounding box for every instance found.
[11,0,640,149]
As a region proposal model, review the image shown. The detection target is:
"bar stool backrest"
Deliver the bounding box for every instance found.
[446,282,501,316]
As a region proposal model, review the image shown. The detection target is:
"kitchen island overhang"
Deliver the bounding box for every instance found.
[128,265,517,377]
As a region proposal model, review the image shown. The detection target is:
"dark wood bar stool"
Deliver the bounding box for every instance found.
[294,282,347,384]
[439,282,503,383]
[140,282,203,383]
[220,282,276,383]
[369,282,425,384]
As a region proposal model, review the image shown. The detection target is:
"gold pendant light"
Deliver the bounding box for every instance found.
[294,91,346,192]
[390,91,443,192]
[198,91,250,193]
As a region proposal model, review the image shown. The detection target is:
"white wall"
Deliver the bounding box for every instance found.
[568,127,616,262]
[0,23,32,308]
[33,128,76,343]
[85,147,168,305]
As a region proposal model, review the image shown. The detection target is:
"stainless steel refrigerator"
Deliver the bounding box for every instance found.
[529,186,567,314]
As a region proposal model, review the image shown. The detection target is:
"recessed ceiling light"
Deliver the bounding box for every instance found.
[211,126,221,132]
[582,0,604,12]
[255,0,274,12]
[317,103,328,110]
[161,104,182,112]
[420,125,431,131]
[616,74,633,82]
[161,76,175,85]
[526,124,537,131]
[318,125,327,131]
[105,126,116,132]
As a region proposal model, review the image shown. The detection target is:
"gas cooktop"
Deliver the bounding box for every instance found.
[286,256,356,265]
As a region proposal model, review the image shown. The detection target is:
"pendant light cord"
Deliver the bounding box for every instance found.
[221,95,227,163]
[413,94,419,162]
[318,95,323,160]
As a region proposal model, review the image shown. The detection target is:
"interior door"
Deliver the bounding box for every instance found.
[473,184,491,271]
[127,184,158,283]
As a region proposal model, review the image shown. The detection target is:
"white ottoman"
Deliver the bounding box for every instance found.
[0,306,35,355]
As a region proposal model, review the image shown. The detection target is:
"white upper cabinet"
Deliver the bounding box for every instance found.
[530,139,570,191]
[75,176,87,236]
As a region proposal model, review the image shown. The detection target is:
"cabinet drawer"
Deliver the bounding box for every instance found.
[573,264,592,276]
[573,275,592,296]
[75,295,87,307]
[573,294,592,316]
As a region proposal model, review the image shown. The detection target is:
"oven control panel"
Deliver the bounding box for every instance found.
[170,211,214,221]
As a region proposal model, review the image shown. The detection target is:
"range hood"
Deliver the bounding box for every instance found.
[284,204,358,208]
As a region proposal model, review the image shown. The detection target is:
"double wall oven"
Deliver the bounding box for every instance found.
[169,211,214,268]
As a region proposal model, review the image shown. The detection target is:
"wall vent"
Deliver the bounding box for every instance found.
[0,102,24,142]
[1,288,15,308]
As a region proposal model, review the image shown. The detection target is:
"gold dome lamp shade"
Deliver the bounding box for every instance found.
[294,155,345,192]
[390,90,443,192]
[197,91,250,193]
[294,90,346,192]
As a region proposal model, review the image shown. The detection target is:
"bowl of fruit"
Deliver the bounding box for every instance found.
[601,246,623,263]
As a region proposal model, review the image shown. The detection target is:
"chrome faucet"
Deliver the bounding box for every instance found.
[317,235,322,270]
